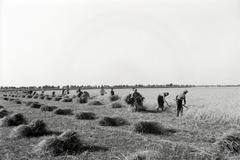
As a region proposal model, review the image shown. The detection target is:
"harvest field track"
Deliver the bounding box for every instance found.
[0,91,240,160]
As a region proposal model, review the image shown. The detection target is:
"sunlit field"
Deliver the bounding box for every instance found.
[44,87,240,125]
[1,87,240,159]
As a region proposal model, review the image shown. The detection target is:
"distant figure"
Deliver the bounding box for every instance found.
[28,90,33,94]
[129,88,135,106]
[52,91,55,97]
[157,92,169,112]
[100,86,107,96]
[176,90,188,117]
[110,88,115,96]
[66,86,69,94]
[41,89,44,94]
[131,88,145,112]
[77,88,83,98]
[77,88,81,93]
[62,87,65,95]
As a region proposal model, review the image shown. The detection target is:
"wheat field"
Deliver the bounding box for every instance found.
[0,87,240,159]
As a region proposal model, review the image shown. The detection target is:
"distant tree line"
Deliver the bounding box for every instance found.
[1,83,240,91]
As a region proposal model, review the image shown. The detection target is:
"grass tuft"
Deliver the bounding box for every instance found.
[44,96,52,100]
[0,109,9,118]
[33,95,38,99]
[99,116,129,126]
[109,101,125,108]
[54,108,73,115]
[26,95,33,98]
[88,100,103,105]
[33,130,83,156]
[52,96,62,101]
[40,105,58,112]
[61,98,72,102]
[75,112,96,120]
[30,102,42,109]
[132,121,167,135]
[109,95,121,102]
[0,113,27,127]
[73,97,88,104]
[25,101,34,106]
[9,119,49,138]
[12,99,22,104]
[38,96,45,100]
[3,97,9,101]
[217,132,240,155]
[126,150,158,160]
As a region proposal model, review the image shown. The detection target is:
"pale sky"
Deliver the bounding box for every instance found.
[1,0,240,87]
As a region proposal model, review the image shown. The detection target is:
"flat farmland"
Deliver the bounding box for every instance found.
[0,87,240,160]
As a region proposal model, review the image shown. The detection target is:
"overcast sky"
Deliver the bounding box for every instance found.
[1,0,240,87]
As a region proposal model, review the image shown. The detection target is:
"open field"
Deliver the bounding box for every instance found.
[1,87,240,159]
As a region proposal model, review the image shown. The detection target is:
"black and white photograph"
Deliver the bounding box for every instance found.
[0,0,240,159]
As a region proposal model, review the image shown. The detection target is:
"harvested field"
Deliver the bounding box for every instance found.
[0,87,239,159]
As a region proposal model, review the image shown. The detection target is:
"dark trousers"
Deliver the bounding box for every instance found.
[176,99,183,117]
[157,96,164,111]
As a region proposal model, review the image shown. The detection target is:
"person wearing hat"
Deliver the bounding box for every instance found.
[176,90,188,117]
[157,92,169,112]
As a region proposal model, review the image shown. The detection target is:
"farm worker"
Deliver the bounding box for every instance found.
[77,88,83,97]
[132,88,141,98]
[62,87,65,95]
[132,88,145,112]
[110,88,115,96]
[52,91,55,97]
[132,88,145,102]
[100,86,107,96]
[66,86,70,94]
[129,88,135,106]
[157,92,169,112]
[176,90,188,117]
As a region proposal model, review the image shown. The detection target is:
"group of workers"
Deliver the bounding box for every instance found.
[42,85,189,117]
[157,90,188,117]
[100,86,188,117]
